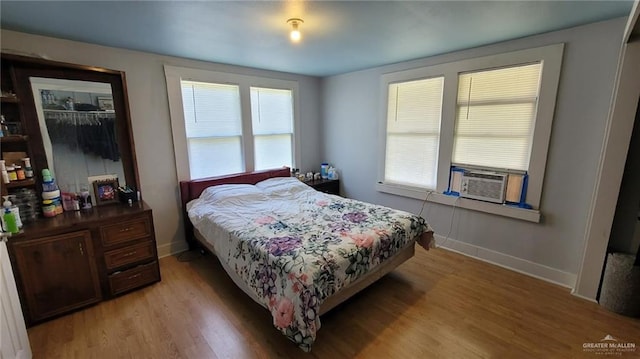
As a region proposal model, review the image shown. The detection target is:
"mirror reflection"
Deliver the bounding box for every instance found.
[29,77,125,193]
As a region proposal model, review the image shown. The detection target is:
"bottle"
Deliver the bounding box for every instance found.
[22,158,33,178]
[2,198,19,234]
[0,160,8,184]
[72,193,80,211]
[5,197,22,229]
[15,165,25,180]
[80,187,92,210]
[6,166,17,182]
[327,166,336,180]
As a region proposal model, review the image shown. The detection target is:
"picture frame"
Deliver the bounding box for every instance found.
[93,178,119,206]
[97,96,114,111]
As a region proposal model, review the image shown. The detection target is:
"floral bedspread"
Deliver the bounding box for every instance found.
[187,178,432,351]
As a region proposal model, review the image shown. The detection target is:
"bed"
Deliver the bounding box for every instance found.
[179,168,433,351]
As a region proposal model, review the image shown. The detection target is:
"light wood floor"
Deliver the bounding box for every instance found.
[28,248,640,358]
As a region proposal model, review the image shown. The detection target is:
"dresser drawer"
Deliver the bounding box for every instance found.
[109,261,160,296]
[100,215,152,247]
[104,241,155,270]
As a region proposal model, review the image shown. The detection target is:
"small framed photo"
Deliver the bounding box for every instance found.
[93,178,119,206]
[97,96,114,111]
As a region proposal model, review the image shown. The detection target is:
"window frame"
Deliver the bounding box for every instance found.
[165,65,300,181]
[377,44,564,221]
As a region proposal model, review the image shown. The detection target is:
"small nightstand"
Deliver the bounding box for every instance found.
[306,179,340,195]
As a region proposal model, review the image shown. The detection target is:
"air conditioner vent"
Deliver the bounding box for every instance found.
[460,170,507,203]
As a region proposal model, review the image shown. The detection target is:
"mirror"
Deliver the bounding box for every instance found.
[29,77,125,193]
[9,56,140,198]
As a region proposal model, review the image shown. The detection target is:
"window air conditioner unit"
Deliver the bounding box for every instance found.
[460,170,507,204]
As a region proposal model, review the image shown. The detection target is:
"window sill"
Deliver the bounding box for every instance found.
[376,183,541,223]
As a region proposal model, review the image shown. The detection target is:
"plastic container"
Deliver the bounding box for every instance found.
[42,200,56,218]
[7,166,17,182]
[4,196,23,229]
[321,163,329,179]
[61,192,80,211]
[15,165,25,180]
[42,168,52,182]
[42,180,58,192]
[11,188,39,223]
[54,199,63,215]
[42,189,61,200]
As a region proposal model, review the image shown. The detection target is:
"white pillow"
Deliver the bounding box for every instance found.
[198,184,267,203]
[255,176,312,196]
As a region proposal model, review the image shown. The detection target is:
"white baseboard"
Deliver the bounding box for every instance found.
[157,240,189,258]
[434,235,577,289]
[570,290,598,303]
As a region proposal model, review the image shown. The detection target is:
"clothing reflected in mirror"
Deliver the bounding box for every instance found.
[29,77,125,193]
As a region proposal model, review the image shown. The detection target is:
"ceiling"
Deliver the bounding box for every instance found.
[0,1,634,77]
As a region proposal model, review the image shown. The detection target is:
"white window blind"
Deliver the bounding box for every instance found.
[384,77,444,188]
[453,63,542,171]
[250,87,294,170]
[181,80,244,179]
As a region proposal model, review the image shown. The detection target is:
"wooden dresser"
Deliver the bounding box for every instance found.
[1,54,159,327]
[7,202,160,325]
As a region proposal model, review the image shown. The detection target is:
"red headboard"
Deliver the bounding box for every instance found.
[179,167,291,248]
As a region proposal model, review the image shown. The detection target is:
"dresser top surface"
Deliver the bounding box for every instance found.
[9,201,152,241]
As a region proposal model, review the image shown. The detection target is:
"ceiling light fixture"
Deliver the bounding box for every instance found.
[287,18,304,43]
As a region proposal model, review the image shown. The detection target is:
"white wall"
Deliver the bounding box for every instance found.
[321,18,627,287]
[1,30,323,256]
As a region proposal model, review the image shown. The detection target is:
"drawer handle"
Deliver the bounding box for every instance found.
[119,227,133,233]
[122,251,137,257]
[127,273,142,280]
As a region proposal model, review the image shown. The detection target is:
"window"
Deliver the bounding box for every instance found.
[181,81,243,178]
[165,66,299,181]
[377,44,563,220]
[384,77,443,189]
[453,64,541,171]
[250,87,294,171]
